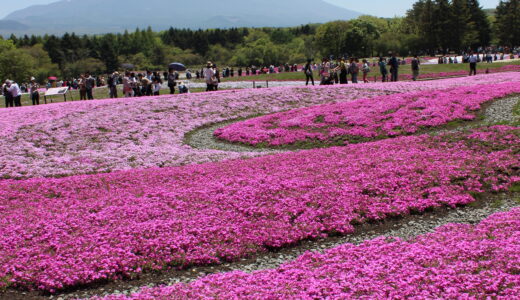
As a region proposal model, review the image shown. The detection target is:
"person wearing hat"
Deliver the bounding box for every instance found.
[29,77,40,105]
[204,62,216,92]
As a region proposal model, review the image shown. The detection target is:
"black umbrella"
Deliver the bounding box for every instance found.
[169,62,187,71]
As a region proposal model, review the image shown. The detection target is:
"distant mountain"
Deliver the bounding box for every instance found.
[1,0,362,36]
[0,20,29,31]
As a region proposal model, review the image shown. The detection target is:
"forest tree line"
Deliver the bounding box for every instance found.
[1,0,520,83]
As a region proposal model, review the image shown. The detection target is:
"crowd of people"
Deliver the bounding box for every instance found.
[2,50,518,108]
[302,53,422,86]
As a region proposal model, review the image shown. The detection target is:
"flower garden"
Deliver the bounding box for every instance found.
[0,73,519,299]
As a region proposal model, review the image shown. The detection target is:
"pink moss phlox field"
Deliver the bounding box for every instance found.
[0,126,518,292]
[0,86,388,179]
[101,208,520,300]
[2,73,520,179]
[215,82,520,146]
[398,64,520,81]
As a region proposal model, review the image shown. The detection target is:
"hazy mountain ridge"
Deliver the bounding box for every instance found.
[1,0,361,35]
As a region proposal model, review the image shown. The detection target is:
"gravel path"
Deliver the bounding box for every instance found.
[184,119,278,153]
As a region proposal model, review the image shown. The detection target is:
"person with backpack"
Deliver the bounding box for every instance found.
[411,55,420,81]
[167,69,177,94]
[349,58,359,84]
[362,59,370,83]
[304,59,314,86]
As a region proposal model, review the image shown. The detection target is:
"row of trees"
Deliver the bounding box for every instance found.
[1,0,519,83]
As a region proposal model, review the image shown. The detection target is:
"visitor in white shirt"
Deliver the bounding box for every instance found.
[6,80,22,107]
[469,53,478,76]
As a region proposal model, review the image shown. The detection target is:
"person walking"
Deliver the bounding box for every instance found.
[349,58,359,84]
[362,59,370,83]
[304,59,314,86]
[469,52,478,76]
[7,80,22,107]
[388,53,399,82]
[167,69,177,94]
[411,56,420,81]
[29,77,40,105]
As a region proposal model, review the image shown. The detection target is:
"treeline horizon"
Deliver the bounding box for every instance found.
[0,0,519,83]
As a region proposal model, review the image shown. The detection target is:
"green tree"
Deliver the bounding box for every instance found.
[495,0,520,46]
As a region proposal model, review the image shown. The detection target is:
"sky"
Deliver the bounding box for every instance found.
[0,0,502,19]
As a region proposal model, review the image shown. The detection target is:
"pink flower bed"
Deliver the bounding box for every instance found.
[2,73,520,179]
[215,82,520,147]
[398,64,520,81]
[0,126,518,292]
[102,207,520,299]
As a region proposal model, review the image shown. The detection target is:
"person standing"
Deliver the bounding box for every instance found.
[78,75,87,100]
[167,69,177,94]
[339,59,348,84]
[362,59,370,83]
[411,56,420,81]
[213,64,221,91]
[29,77,40,105]
[138,73,151,96]
[319,58,332,85]
[7,80,22,107]
[378,57,388,82]
[388,53,399,82]
[153,77,162,96]
[85,72,95,100]
[122,72,134,98]
[2,81,13,107]
[349,58,359,84]
[469,52,478,76]
[304,59,314,86]
[204,62,215,92]
[108,72,119,98]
